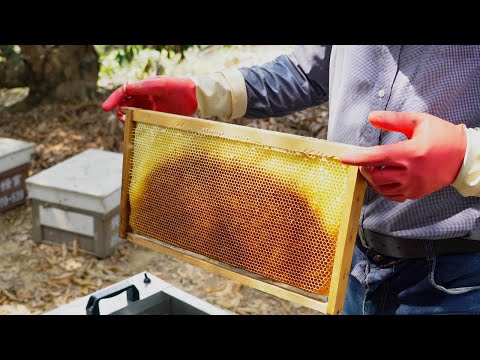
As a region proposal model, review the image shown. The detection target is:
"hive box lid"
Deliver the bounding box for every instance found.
[26,149,123,214]
[0,137,35,173]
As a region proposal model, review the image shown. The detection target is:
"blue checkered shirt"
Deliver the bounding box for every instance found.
[239,45,480,240]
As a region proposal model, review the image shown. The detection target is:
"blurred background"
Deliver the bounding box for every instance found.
[0,45,329,315]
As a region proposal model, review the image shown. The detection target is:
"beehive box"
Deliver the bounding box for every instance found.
[26,149,124,258]
[120,108,367,314]
[0,137,35,213]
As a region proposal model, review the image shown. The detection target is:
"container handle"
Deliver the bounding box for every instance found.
[86,282,140,315]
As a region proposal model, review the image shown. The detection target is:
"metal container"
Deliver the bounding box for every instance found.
[45,272,232,315]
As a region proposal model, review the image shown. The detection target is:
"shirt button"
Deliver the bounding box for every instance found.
[372,254,384,263]
[378,89,386,98]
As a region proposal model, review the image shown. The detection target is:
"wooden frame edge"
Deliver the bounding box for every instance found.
[127,107,363,159]
[127,232,329,314]
[327,167,367,315]
[119,109,135,239]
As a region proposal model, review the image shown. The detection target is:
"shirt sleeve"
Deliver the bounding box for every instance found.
[192,69,247,121]
[239,45,332,119]
[451,127,480,197]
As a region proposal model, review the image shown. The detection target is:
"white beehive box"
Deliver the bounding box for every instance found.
[26,149,124,258]
[0,137,35,213]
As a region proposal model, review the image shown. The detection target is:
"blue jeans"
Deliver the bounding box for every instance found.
[342,235,480,314]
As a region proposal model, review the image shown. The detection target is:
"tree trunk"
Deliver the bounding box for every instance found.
[0,45,99,111]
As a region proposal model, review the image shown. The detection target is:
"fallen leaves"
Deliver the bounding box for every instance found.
[2,289,17,301]
[61,258,83,272]
[0,304,31,315]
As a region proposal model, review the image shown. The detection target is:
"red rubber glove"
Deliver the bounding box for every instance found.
[341,111,467,202]
[102,76,198,122]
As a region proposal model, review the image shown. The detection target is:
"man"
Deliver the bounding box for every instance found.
[103,45,480,314]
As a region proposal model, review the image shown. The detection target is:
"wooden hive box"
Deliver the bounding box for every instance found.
[120,108,366,314]
[0,137,35,213]
[26,149,124,258]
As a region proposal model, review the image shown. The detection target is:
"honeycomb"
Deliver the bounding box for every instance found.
[129,122,350,295]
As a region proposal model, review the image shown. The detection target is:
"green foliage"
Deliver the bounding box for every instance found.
[98,45,200,66]
[95,45,205,87]
[1,45,199,68]
[115,45,140,65]
[0,45,21,64]
[0,45,14,56]
[2,45,210,89]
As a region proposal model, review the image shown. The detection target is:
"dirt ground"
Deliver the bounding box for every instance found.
[0,45,330,315]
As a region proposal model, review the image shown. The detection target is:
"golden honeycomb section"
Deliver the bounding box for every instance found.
[129,122,350,296]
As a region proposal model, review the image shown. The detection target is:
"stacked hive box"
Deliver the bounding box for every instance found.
[0,137,35,213]
[26,149,124,258]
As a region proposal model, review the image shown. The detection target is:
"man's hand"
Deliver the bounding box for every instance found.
[341,111,467,202]
[102,76,198,122]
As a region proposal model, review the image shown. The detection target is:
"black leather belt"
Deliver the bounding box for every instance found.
[358,228,480,259]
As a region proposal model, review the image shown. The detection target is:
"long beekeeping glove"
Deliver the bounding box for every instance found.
[340,111,468,202]
[102,70,247,123]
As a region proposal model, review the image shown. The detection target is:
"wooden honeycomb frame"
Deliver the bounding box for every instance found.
[120,108,366,315]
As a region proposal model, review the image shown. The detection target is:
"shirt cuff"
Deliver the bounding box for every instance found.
[451,127,480,197]
[219,69,247,120]
[191,69,247,121]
